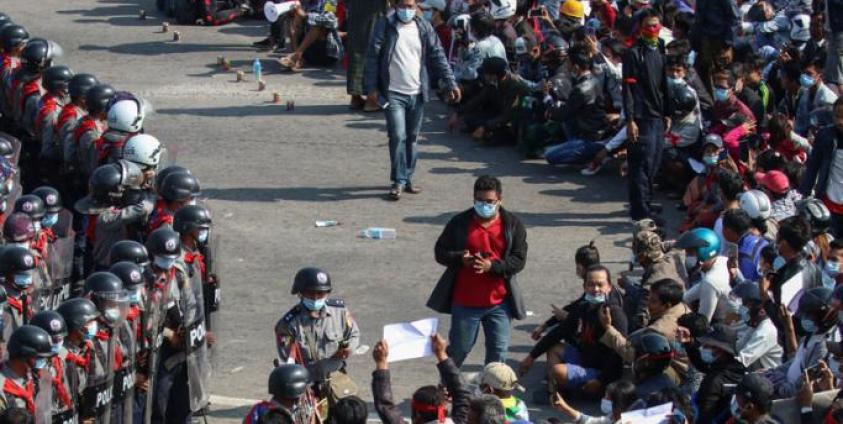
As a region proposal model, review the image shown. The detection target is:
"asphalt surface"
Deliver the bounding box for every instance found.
[5,1,681,421]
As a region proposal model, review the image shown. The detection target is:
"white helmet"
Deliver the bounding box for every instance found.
[739,189,772,220]
[107,93,145,133]
[122,134,162,167]
[489,0,516,19]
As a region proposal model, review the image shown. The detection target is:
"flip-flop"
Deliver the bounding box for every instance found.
[278,55,303,71]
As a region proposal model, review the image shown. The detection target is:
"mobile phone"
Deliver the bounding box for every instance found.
[528,8,543,17]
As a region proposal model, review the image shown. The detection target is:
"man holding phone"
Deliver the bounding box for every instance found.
[427,176,528,367]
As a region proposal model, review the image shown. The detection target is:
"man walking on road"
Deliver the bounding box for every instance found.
[427,176,528,367]
[364,0,461,201]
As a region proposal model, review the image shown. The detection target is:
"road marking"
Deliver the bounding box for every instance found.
[210,394,260,408]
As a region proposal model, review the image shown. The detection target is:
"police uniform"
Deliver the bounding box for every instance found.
[71,115,105,179]
[139,267,174,424]
[55,103,85,174]
[79,328,115,424]
[1,289,33,348]
[35,92,66,167]
[94,129,136,168]
[49,347,78,423]
[0,365,36,414]
[274,299,360,378]
[16,74,43,136]
[111,318,136,424]
[93,201,154,270]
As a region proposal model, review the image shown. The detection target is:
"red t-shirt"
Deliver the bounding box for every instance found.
[453,216,508,308]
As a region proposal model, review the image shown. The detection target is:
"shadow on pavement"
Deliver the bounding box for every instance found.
[80,41,255,56]
[156,103,350,117]
[203,186,389,202]
[403,210,630,233]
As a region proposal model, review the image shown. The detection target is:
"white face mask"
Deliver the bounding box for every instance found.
[600,398,613,415]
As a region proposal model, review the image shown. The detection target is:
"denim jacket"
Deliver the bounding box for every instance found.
[363,14,457,104]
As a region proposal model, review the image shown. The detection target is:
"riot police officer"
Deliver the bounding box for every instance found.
[274,268,360,387]
[14,38,54,138]
[173,205,219,332]
[147,171,200,234]
[110,260,146,423]
[0,325,53,415]
[30,310,76,422]
[13,194,46,253]
[71,83,113,183]
[56,73,98,185]
[109,239,150,269]
[96,92,146,167]
[35,65,73,184]
[0,24,29,122]
[56,297,100,420]
[32,185,74,304]
[244,364,315,424]
[0,246,38,343]
[11,197,53,308]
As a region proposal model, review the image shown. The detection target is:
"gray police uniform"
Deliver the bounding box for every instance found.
[93,200,154,269]
[0,366,35,413]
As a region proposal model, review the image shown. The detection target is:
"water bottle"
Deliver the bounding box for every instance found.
[253,58,262,82]
[314,220,339,227]
[359,227,397,240]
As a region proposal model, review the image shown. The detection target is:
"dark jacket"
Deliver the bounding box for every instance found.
[551,72,607,141]
[687,344,746,424]
[363,14,457,104]
[459,73,531,130]
[692,0,739,44]
[828,0,843,33]
[530,290,628,385]
[372,358,471,424]
[800,125,842,199]
[622,39,670,121]
[427,208,528,319]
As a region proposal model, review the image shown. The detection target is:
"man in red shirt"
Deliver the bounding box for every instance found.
[428,175,528,367]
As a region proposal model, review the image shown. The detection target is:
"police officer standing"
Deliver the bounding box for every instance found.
[0,325,53,415]
[244,364,315,424]
[30,310,77,423]
[275,268,360,389]
[56,298,100,422]
[0,246,38,344]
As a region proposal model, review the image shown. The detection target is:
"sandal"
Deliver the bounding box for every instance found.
[279,55,303,71]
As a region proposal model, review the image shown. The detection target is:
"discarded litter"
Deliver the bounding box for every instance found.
[139,9,147,19]
[252,58,262,81]
[359,227,396,240]
[273,92,282,104]
[235,70,244,82]
[526,310,535,317]
[172,31,181,42]
[315,220,339,227]
[162,22,170,33]
[258,80,266,91]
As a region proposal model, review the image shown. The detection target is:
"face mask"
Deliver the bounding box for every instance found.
[103,307,121,323]
[422,10,433,21]
[397,8,416,23]
[699,347,717,363]
[33,357,47,370]
[730,395,740,417]
[128,288,142,304]
[84,321,98,340]
[0,200,6,213]
[474,201,498,219]
[51,338,63,354]
[667,77,685,87]
[14,273,33,287]
[714,88,730,102]
[799,73,816,88]
[4,181,13,195]
[801,317,818,333]
[703,155,719,166]
[154,256,176,270]
[584,292,607,304]
[738,305,751,323]
[685,255,698,270]
[197,229,209,244]
[773,256,786,272]
[826,261,840,278]
[301,297,326,311]
[32,221,41,232]
[640,24,662,41]
[600,398,613,415]
[42,213,58,228]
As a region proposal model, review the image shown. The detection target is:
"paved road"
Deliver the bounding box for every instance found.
[5,1,681,421]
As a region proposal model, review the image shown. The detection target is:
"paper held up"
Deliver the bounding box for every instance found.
[383,318,439,363]
[618,402,673,424]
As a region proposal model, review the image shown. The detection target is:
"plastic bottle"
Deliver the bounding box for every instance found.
[359,227,397,239]
[253,58,262,82]
[315,220,339,227]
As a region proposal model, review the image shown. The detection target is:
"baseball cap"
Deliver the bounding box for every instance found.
[420,0,447,11]
[754,170,790,195]
[697,324,737,355]
[736,373,774,410]
[702,133,724,149]
[480,362,523,392]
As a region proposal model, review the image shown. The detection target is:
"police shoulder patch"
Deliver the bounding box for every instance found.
[326,298,345,308]
[283,305,302,322]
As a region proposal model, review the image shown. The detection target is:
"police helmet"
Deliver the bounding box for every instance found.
[675,228,721,261]
[1,24,28,52]
[3,212,35,242]
[68,73,99,101]
[160,171,200,202]
[84,83,115,115]
[7,325,53,360]
[109,240,150,267]
[154,165,191,193]
[13,194,46,220]
[42,65,74,93]
[173,204,212,235]
[83,272,125,298]
[20,38,53,73]
[0,246,36,274]
[30,310,67,338]
[56,298,100,333]
[145,227,181,258]
[74,164,124,214]
[31,186,62,214]
[268,364,310,400]
[109,261,145,289]
[291,267,332,295]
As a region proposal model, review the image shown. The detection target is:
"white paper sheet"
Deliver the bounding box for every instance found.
[383,318,439,363]
[780,272,803,313]
[619,402,673,424]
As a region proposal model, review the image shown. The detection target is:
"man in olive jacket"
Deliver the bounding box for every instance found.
[427,175,528,367]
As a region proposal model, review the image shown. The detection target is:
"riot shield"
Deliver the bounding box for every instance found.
[32,258,53,313]
[47,210,76,305]
[113,319,136,423]
[0,131,22,167]
[34,366,53,424]
[202,226,222,370]
[143,272,168,424]
[80,335,115,424]
[181,263,211,413]
[157,143,181,172]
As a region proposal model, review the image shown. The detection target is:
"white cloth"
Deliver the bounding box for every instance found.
[683,256,734,323]
[736,318,784,370]
[388,21,423,96]
[827,149,843,205]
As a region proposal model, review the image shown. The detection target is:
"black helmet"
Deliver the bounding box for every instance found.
[672,83,697,118]
[109,261,145,289]
[629,331,673,376]
[1,24,28,51]
[0,14,10,27]
[145,227,181,258]
[7,325,53,360]
[154,165,192,193]
[268,364,310,400]
[160,171,200,202]
[30,310,67,338]
[799,287,836,331]
[42,65,74,93]
[13,194,46,220]
[797,197,831,237]
[83,272,125,298]
[173,204,212,234]
[20,38,53,73]
[85,83,115,115]
[3,213,35,242]
[74,164,124,214]
[68,73,99,101]
[31,186,62,214]
[0,246,36,274]
[56,298,99,332]
[109,240,150,267]
[291,267,332,295]
[0,137,13,159]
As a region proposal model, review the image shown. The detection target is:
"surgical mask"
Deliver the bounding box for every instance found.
[799,73,816,88]
[84,322,98,340]
[301,297,326,311]
[801,317,817,333]
[32,221,41,232]
[703,155,719,166]
[397,8,416,23]
[826,261,840,278]
[699,347,716,363]
[738,305,751,323]
[584,292,606,304]
[730,395,740,417]
[0,200,6,212]
[33,357,47,370]
[713,88,730,102]
[154,256,176,270]
[474,201,498,219]
[687,50,697,67]
[685,255,698,270]
[422,10,433,21]
[4,180,13,194]
[42,213,58,228]
[667,76,685,87]
[103,307,121,323]
[773,256,786,272]
[14,273,33,287]
[600,398,613,415]
[128,288,142,304]
[197,229,209,244]
[51,337,63,354]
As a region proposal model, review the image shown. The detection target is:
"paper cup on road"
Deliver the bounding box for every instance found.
[273,92,281,104]
[139,9,147,19]
[258,80,266,91]
[172,31,181,41]
[162,22,170,32]
[235,70,244,82]
[222,59,232,71]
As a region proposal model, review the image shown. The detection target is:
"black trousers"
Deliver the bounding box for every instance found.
[627,117,665,220]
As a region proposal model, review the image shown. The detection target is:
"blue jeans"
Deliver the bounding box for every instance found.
[545,139,604,165]
[385,91,425,187]
[447,304,511,367]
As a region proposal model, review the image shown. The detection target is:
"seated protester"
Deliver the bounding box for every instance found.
[600,278,690,384]
[666,39,713,118]
[371,335,471,424]
[728,373,781,424]
[723,209,770,283]
[799,99,843,237]
[761,217,821,319]
[764,287,835,398]
[664,54,702,152]
[794,56,838,137]
[802,11,826,68]
[732,62,766,133]
[767,113,810,163]
[710,71,758,161]
[740,189,779,240]
[329,397,368,424]
[775,62,803,118]
[595,38,625,114]
[420,0,450,56]
[467,396,505,424]
[453,11,507,89]
[278,0,343,71]
[743,55,776,129]
[677,324,747,423]
[732,282,784,371]
[543,44,609,166]
[194,0,251,26]
[515,37,546,86]
[551,380,640,424]
[677,228,735,324]
[796,198,834,269]
[713,170,746,256]
[531,242,601,340]
[519,265,628,398]
[681,137,740,230]
[628,332,678,399]
[627,230,689,330]
[754,170,802,221]
[447,57,530,144]
[477,362,528,422]
[823,239,843,288]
